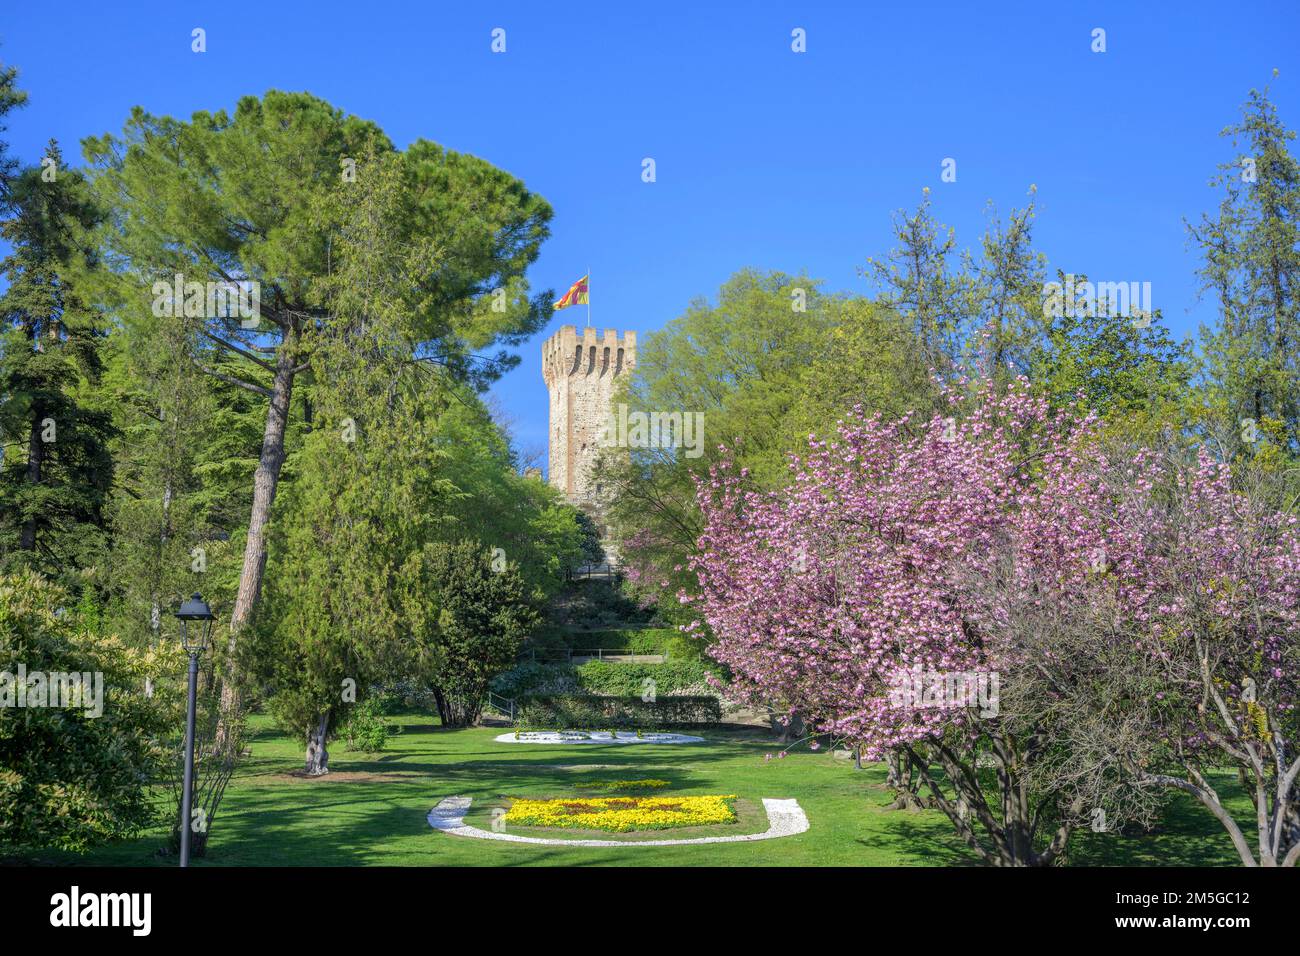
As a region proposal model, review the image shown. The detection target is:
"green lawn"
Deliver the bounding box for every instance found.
[18,714,1249,867]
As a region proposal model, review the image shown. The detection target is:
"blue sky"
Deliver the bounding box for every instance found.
[3,1,1298,461]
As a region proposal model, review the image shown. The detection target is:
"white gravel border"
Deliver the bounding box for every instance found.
[494,731,704,745]
[427,795,809,846]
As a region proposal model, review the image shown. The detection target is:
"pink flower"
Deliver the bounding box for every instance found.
[688,377,1300,769]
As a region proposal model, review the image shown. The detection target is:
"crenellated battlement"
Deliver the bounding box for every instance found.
[542,325,637,387]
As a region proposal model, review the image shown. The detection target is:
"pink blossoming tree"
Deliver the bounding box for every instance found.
[691,380,1300,866]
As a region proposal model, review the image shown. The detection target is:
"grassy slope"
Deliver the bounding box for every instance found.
[19,714,1248,867]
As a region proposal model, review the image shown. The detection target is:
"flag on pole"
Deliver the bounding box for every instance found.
[553,274,589,310]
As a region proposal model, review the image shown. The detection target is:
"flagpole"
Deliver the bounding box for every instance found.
[586,265,591,328]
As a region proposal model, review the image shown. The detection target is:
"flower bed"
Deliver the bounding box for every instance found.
[502,794,738,832]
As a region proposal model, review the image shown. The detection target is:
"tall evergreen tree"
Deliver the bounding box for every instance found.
[966,198,1045,389]
[84,92,555,736]
[0,55,27,205]
[257,152,470,771]
[1191,79,1300,461]
[864,191,974,385]
[0,142,115,581]
[100,313,220,656]
[406,539,538,729]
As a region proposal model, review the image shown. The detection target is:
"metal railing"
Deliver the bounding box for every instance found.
[567,562,623,582]
[482,690,516,722]
[521,648,666,664]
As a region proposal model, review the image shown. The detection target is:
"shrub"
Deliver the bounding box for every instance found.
[517,694,721,729]
[628,628,680,655]
[662,633,707,662]
[341,695,394,753]
[496,656,726,701]
[0,570,177,852]
[523,624,570,655]
[490,661,577,698]
[548,579,654,631]
[377,680,436,712]
[556,627,704,658]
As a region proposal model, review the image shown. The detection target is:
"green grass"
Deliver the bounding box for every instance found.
[14,714,1252,867]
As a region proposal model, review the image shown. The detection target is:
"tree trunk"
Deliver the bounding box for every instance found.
[1145,758,1300,867]
[433,688,481,728]
[216,337,297,749]
[169,820,209,859]
[304,712,330,775]
[908,740,1067,866]
[885,747,927,810]
[146,476,171,700]
[771,710,804,743]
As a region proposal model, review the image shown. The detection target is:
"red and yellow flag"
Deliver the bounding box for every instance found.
[553,274,589,310]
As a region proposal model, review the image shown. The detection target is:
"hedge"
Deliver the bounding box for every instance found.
[492,658,725,700]
[575,659,713,695]
[517,695,722,729]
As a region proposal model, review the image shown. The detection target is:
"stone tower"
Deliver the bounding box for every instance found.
[542,325,636,518]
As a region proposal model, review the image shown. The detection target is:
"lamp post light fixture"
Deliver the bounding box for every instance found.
[174,592,214,868]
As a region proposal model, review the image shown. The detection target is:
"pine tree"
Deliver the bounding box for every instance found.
[256,152,446,773]
[0,142,115,581]
[0,56,27,205]
[84,92,555,737]
[863,191,974,385]
[1191,79,1300,461]
[966,198,1045,389]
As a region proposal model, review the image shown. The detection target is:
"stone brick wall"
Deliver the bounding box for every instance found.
[541,325,637,534]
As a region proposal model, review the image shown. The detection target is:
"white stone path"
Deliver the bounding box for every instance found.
[494,731,704,745]
[427,795,809,847]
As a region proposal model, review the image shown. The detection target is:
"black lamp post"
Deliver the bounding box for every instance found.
[174,593,214,868]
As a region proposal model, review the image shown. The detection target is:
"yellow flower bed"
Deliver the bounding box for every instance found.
[503,794,738,832]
